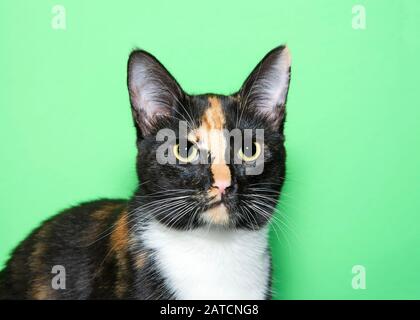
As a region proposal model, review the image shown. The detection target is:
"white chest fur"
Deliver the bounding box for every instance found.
[141,221,270,300]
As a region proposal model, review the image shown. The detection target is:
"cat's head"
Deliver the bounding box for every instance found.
[127,46,291,230]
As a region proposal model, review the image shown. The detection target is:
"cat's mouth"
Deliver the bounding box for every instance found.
[201,199,230,226]
[206,200,223,210]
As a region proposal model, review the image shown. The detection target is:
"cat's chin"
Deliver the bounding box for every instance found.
[200,203,231,227]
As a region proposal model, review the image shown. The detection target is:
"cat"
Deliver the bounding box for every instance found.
[0,45,291,300]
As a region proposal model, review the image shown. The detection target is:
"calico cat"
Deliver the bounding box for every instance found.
[0,45,291,300]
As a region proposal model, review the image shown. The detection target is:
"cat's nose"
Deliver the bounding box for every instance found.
[213,179,231,194]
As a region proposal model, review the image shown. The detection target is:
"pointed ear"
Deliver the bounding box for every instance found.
[239,45,291,129]
[127,50,184,137]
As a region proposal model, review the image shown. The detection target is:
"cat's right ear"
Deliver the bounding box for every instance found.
[127,50,184,137]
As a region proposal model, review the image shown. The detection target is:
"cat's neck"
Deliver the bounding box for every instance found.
[137,219,271,299]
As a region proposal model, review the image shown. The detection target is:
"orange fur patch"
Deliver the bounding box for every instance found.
[134,252,147,269]
[92,203,122,220]
[110,210,129,298]
[211,164,231,183]
[111,211,129,252]
[208,186,220,199]
[32,283,52,300]
[194,96,231,224]
[199,96,231,184]
[29,226,55,299]
[202,97,225,130]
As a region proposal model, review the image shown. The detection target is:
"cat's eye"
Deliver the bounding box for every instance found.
[238,142,262,162]
[173,142,199,163]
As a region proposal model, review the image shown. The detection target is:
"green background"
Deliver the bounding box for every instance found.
[1,0,420,299]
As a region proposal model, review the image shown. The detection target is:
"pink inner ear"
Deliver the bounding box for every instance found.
[128,51,183,132]
[241,46,291,121]
[259,48,291,113]
[130,70,172,124]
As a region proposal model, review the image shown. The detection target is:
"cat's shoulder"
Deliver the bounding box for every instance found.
[8,198,128,258]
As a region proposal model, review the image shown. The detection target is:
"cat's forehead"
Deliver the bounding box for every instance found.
[189,94,237,128]
[186,93,266,136]
[187,95,232,142]
[200,96,226,130]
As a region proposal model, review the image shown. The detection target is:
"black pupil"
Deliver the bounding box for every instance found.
[178,141,195,158]
[243,142,256,157]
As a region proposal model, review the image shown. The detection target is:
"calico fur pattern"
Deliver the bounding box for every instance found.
[0,45,291,299]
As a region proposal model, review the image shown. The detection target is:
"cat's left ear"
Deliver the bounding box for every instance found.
[239,45,291,130]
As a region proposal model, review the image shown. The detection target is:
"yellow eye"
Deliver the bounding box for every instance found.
[238,142,262,162]
[173,143,199,163]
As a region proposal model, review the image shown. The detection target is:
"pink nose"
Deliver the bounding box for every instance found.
[213,180,231,194]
